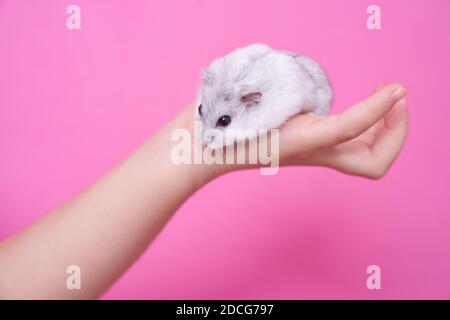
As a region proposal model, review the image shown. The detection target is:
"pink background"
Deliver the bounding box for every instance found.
[1,0,449,299]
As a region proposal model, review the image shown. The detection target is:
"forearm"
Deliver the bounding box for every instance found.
[0,84,408,299]
[0,106,216,299]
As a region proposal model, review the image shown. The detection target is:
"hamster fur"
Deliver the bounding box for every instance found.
[195,43,332,148]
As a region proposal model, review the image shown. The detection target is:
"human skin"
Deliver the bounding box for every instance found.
[0,83,408,299]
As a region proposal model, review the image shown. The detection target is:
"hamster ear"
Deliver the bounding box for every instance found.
[241,92,262,107]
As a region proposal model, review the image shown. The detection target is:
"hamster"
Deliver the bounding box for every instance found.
[194,43,333,148]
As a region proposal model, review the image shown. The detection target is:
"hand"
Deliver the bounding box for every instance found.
[277,83,408,178]
[188,83,408,180]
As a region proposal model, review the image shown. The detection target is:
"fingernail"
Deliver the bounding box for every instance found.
[391,87,407,102]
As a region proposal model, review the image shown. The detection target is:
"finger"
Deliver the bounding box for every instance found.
[371,98,409,172]
[373,83,386,93]
[299,141,375,178]
[353,117,386,146]
[308,83,407,148]
[362,84,387,142]
[304,98,408,178]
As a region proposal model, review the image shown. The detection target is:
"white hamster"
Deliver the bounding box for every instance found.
[195,43,333,148]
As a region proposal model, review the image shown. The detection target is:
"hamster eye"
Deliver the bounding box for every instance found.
[216,115,231,127]
[198,104,203,116]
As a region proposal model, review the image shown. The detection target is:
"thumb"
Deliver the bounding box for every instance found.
[309,83,407,148]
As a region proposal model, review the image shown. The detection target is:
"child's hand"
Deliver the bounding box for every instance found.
[277,83,408,178]
[192,83,408,180]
